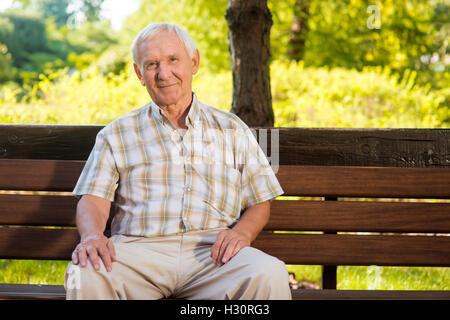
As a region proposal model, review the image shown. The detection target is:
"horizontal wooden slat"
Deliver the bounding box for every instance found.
[2,125,449,168]
[2,159,449,198]
[0,194,78,226]
[291,289,450,300]
[0,284,449,300]
[0,284,66,300]
[276,165,450,198]
[1,227,449,267]
[0,159,84,191]
[1,195,449,233]
[252,233,450,266]
[0,124,101,161]
[267,200,450,233]
[0,227,79,260]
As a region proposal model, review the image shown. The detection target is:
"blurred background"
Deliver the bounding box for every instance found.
[0,0,448,128]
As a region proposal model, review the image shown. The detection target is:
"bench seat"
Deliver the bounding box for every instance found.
[0,125,449,300]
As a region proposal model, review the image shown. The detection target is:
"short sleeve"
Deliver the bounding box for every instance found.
[239,127,284,209]
[72,130,119,201]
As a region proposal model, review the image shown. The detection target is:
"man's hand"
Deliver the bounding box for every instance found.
[210,201,271,267]
[210,229,251,267]
[72,234,116,272]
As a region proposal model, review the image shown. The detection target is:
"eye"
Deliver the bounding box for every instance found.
[146,61,157,70]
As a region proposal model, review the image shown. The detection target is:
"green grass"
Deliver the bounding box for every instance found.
[1,259,449,290]
[286,265,450,290]
[0,260,69,285]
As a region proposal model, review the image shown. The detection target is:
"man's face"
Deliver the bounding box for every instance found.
[134,31,200,108]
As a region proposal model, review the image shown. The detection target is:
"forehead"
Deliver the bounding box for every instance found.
[139,31,189,58]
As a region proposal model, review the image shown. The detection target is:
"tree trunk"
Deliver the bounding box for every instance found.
[226,0,274,127]
[287,0,310,61]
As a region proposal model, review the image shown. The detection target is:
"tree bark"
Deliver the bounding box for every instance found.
[287,0,310,61]
[226,0,274,127]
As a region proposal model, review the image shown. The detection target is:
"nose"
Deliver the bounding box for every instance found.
[156,62,171,81]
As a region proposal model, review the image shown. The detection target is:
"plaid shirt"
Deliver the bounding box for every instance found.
[73,94,284,237]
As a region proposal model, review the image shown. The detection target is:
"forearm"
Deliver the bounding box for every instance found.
[232,200,270,242]
[73,195,115,271]
[76,194,111,240]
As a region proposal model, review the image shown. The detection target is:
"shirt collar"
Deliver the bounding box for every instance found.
[149,92,201,128]
[185,93,201,128]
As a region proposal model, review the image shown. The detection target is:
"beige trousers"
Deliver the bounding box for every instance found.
[64,228,291,300]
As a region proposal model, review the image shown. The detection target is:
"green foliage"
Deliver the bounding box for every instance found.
[0,31,18,83]
[0,0,448,129]
[271,60,448,128]
[268,0,297,61]
[1,61,447,128]
[120,0,230,74]
[68,20,118,55]
[78,0,106,23]
[0,11,48,67]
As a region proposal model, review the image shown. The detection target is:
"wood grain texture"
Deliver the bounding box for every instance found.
[0,194,78,226]
[0,159,84,191]
[267,200,450,233]
[1,125,449,299]
[0,124,101,160]
[1,125,449,167]
[1,159,449,198]
[2,195,449,233]
[1,284,449,300]
[0,284,66,300]
[252,232,450,266]
[276,165,450,198]
[1,227,449,267]
[0,227,79,260]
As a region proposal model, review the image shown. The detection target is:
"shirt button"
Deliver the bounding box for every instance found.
[185,187,191,192]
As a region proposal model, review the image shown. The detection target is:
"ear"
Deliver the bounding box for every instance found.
[133,63,146,86]
[191,50,200,75]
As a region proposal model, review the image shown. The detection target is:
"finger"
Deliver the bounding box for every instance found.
[86,244,101,271]
[78,247,88,268]
[230,241,246,260]
[217,236,233,266]
[72,246,80,264]
[107,240,116,262]
[211,232,225,264]
[98,246,112,272]
[71,249,79,265]
[233,241,245,256]
[221,239,239,264]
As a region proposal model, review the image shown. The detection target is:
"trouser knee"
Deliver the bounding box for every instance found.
[226,248,292,299]
[64,261,115,299]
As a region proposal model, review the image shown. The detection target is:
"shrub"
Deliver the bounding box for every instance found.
[1,60,447,128]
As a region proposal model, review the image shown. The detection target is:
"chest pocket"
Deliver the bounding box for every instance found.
[204,164,241,221]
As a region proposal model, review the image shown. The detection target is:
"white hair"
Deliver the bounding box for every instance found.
[131,23,197,72]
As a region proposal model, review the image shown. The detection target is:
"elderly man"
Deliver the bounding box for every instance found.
[64,23,291,300]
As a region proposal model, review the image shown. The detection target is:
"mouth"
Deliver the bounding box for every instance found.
[157,83,177,89]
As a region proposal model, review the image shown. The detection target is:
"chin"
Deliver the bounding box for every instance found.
[155,98,179,106]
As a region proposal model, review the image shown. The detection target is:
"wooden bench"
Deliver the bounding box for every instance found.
[0,124,449,300]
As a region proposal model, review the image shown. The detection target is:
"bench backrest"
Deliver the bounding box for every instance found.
[0,125,449,275]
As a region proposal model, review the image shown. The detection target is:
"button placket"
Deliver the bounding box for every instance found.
[180,130,193,231]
